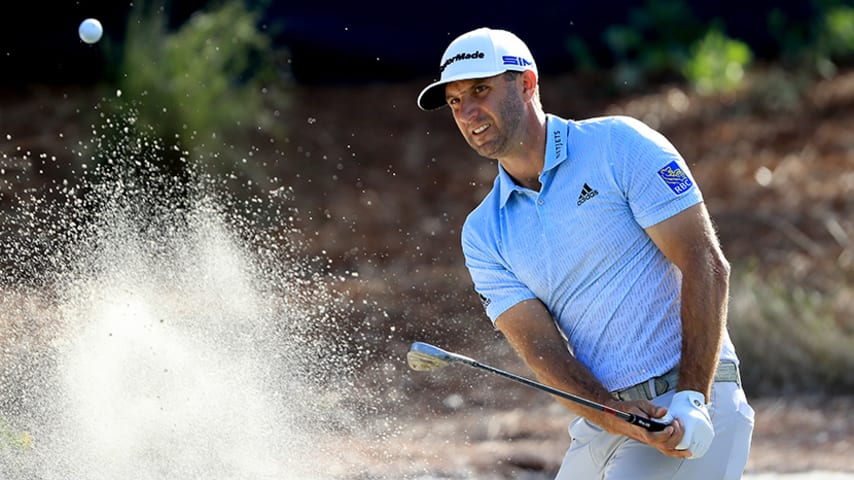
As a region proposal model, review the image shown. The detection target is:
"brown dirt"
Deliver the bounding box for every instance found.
[1,68,852,477]
[265,68,854,477]
[356,393,854,478]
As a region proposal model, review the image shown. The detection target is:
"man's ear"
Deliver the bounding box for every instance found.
[521,70,538,100]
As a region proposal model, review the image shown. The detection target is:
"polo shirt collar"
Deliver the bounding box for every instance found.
[497,114,570,208]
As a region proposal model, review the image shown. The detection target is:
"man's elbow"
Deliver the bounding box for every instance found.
[709,249,731,304]
[714,252,731,285]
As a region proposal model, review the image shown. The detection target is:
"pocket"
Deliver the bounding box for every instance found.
[711,382,754,426]
[568,416,602,446]
[568,417,629,467]
[735,388,755,427]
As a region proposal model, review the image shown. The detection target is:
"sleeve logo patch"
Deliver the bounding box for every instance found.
[657,161,694,195]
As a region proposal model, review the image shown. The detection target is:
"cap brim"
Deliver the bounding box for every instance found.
[417,80,450,111]
[417,69,502,111]
[416,67,534,111]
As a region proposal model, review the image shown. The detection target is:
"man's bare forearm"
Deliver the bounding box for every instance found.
[676,232,730,400]
[496,300,637,432]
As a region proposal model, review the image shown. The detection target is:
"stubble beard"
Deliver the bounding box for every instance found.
[468,90,524,160]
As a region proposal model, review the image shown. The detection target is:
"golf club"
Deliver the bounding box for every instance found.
[407,341,670,432]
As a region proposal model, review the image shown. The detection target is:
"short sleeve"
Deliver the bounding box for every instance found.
[461,217,537,324]
[610,117,703,228]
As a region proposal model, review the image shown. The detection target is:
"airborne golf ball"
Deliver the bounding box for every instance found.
[78,18,103,44]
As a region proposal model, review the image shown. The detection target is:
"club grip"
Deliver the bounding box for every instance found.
[628,414,670,432]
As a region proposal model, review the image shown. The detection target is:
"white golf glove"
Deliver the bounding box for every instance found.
[668,390,714,458]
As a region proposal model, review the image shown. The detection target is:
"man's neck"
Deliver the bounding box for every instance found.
[498,111,547,191]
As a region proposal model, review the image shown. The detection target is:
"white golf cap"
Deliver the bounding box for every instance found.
[417,27,537,111]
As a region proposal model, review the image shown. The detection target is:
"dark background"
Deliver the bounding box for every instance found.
[0,0,815,86]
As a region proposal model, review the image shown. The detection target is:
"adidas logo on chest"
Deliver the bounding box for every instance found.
[577,183,599,206]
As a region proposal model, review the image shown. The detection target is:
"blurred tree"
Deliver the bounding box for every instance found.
[603,0,703,90]
[116,0,286,183]
[682,24,753,95]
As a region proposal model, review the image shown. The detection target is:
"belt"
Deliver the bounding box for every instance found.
[612,361,740,402]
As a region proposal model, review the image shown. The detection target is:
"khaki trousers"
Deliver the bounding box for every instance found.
[555,382,754,480]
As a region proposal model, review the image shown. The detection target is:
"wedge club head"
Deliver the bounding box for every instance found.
[406,341,453,371]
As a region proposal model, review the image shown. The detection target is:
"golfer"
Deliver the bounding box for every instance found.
[417,28,754,479]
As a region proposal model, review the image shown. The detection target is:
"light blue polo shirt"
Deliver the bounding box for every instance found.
[462,114,737,392]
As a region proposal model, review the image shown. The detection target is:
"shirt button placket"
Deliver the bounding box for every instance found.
[535,196,551,286]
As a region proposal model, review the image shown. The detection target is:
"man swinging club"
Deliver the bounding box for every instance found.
[417,27,754,479]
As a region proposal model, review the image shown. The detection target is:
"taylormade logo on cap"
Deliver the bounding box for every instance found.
[440,50,486,73]
[417,27,537,111]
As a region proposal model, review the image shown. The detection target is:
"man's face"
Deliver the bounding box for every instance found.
[444,73,525,159]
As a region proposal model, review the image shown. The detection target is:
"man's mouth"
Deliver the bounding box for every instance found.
[472,123,490,135]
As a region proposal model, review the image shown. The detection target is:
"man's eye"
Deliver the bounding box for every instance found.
[447,98,459,106]
[474,85,488,94]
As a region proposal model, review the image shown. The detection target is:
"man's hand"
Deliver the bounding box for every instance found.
[604,399,690,458]
[668,390,714,458]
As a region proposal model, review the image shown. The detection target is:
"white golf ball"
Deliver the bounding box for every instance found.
[79,18,103,44]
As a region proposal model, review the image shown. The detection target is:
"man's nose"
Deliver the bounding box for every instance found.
[458,99,479,121]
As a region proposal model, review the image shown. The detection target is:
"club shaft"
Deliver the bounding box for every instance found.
[460,357,668,432]
[465,358,629,416]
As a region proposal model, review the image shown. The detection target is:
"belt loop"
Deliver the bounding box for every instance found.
[735,363,742,388]
[646,378,658,399]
